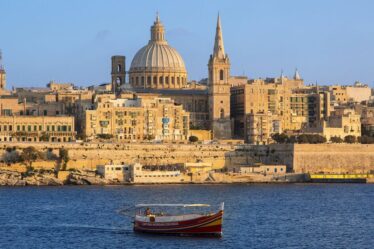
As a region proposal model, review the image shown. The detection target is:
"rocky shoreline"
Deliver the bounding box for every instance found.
[0,169,110,186]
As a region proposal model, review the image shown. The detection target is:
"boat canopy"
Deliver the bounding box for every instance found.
[135,204,211,208]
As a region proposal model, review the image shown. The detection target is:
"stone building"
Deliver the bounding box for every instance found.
[84,95,189,141]
[0,50,6,91]
[324,82,371,104]
[0,95,65,116]
[111,14,232,138]
[0,115,75,142]
[304,108,361,140]
[231,75,304,138]
[245,112,281,144]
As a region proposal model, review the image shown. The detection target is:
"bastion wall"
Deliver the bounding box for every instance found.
[1,143,374,174]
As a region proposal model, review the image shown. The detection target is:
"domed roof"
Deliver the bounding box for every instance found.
[130,15,187,73]
[130,43,186,71]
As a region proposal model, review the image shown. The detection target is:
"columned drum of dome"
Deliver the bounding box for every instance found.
[129,15,188,89]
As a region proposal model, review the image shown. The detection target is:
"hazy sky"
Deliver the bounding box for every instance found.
[1,0,374,88]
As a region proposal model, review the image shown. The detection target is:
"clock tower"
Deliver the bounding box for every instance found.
[208,14,232,139]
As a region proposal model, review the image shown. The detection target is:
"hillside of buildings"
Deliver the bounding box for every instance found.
[0,14,374,184]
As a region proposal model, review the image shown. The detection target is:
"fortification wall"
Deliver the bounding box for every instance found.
[292,144,374,174]
[2,142,374,175]
[0,142,240,170]
[237,144,374,174]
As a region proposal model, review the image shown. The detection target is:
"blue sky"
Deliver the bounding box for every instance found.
[1,0,374,88]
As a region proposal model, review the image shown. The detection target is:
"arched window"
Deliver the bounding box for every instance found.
[136,77,139,85]
[159,76,163,84]
[166,76,169,84]
[117,64,122,73]
[220,70,224,81]
[220,108,224,119]
[153,76,157,84]
[141,76,145,84]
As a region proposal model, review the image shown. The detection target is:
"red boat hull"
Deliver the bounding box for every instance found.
[134,210,223,237]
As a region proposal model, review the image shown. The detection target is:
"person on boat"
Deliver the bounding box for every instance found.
[144,207,152,216]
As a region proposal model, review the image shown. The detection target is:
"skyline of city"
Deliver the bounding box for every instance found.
[1,0,374,87]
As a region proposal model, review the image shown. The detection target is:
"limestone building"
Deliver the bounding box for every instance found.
[111,14,232,138]
[231,75,304,138]
[0,116,75,142]
[84,95,189,141]
[304,108,361,140]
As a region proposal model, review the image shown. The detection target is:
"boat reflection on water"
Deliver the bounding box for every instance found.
[133,203,224,237]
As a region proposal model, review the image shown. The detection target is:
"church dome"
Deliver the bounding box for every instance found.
[129,15,188,89]
[130,43,186,72]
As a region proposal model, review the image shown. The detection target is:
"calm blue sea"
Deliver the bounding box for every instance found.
[0,184,373,249]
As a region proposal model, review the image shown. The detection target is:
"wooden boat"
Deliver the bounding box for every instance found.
[133,203,224,237]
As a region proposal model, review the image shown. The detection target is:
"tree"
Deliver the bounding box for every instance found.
[39,132,50,142]
[288,135,297,144]
[3,147,21,164]
[59,148,70,171]
[97,134,113,140]
[360,135,374,144]
[297,134,309,144]
[76,133,87,141]
[189,136,199,143]
[46,148,58,160]
[330,136,343,143]
[271,133,288,144]
[344,135,356,144]
[312,134,326,144]
[20,146,41,170]
[144,134,155,140]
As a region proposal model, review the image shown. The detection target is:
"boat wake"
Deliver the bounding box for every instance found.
[0,223,133,234]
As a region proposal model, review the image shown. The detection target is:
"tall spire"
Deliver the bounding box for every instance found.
[213,13,226,59]
[0,49,4,71]
[294,68,301,80]
[156,11,160,23]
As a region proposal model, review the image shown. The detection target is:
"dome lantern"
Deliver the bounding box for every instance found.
[129,14,188,89]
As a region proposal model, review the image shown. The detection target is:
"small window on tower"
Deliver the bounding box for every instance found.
[220,108,224,119]
[117,64,122,73]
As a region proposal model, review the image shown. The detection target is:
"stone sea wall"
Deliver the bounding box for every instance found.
[238,144,374,174]
[1,142,374,175]
[0,142,240,170]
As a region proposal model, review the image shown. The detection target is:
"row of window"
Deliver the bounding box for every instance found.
[136,174,180,178]
[130,75,187,86]
[0,124,72,132]
[1,110,60,116]
[0,136,72,142]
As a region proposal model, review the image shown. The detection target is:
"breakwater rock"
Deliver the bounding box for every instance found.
[0,169,108,186]
[0,170,26,186]
[64,171,108,185]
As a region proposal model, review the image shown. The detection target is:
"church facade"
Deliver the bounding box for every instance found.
[111,14,231,139]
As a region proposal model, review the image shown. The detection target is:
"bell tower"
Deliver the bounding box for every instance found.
[208,14,232,139]
[0,50,6,90]
[111,55,126,94]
